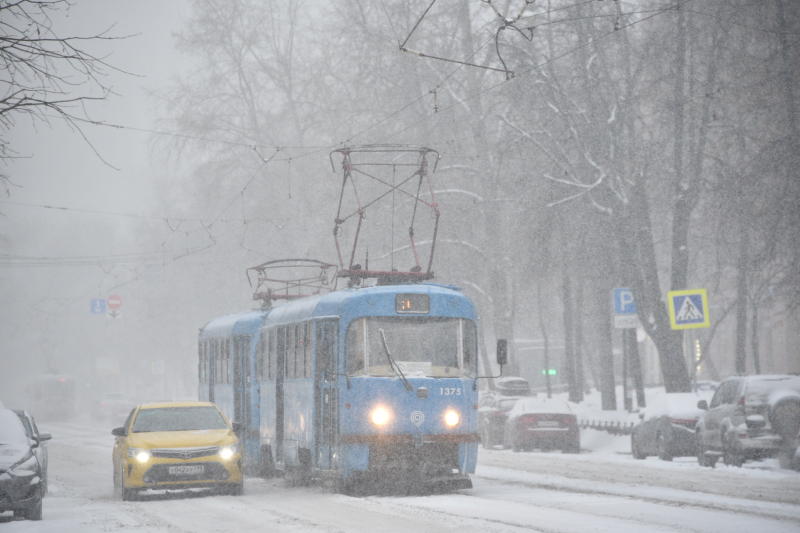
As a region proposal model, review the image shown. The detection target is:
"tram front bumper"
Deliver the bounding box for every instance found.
[339,433,479,477]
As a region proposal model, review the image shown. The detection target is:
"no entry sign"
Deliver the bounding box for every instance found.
[107,294,122,310]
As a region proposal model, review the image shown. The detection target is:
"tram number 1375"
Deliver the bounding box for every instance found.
[439,387,462,396]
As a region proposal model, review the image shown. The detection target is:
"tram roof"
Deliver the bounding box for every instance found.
[199,310,267,338]
[200,283,475,338]
[267,283,475,324]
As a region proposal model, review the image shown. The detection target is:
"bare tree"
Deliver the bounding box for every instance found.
[0,0,120,193]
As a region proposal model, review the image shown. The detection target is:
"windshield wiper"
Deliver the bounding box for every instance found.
[378,328,413,392]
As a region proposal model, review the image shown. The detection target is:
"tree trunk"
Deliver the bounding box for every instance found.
[626,328,646,408]
[593,277,617,410]
[562,271,578,402]
[629,179,691,392]
[537,281,552,398]
[735,227,749,375]
[574,275,585,402]
[751,301,761,374]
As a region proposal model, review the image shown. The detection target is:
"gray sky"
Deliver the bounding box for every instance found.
[1,0,193,396]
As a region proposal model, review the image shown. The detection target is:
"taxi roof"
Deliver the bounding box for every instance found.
[137,401,217,410]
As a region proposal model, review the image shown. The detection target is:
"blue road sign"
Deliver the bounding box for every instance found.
[613,288,636,315]
[90,298,107,314]
[667,289,710,329]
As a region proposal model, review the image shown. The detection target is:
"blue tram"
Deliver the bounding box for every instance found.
[199,282,488,492]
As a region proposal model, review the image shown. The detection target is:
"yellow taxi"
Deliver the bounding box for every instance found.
[111,401,242,499]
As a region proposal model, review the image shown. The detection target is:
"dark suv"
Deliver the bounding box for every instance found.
[0,408,51,520]
[696,374,800,467]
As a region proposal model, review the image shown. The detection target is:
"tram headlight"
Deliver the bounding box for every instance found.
[369,405,393,427]
[128,448,151,463]
[443,408,461,428]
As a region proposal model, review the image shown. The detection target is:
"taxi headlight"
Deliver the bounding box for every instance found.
[128,448,151,463]
[443,408,461,428]
[369,405,393,427]
[219,445,237,461]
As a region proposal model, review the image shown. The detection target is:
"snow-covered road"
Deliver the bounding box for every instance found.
[2,420,799,532]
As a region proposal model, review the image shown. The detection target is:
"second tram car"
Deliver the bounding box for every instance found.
[199,282,490,492]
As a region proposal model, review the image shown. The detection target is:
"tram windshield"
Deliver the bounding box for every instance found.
[346,317,477,378]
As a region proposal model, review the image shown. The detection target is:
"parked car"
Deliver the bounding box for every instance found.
[696,374,800,468]
[767,380,800,470]
[0,407,51,520]
[502,397,580,453]
[478,377,532,448]
[111,401,243,500]
[630,393,705,461]
[13,409,50,494]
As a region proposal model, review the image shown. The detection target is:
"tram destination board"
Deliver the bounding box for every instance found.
[396,294,429,314]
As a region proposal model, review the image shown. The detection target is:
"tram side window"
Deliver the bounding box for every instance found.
[222,340,231,384]
[316,319,338,379]
[268,329,276,379]
[286,325,296,378]
[256,331,265,381]
[210,339,219,385]
[276,326,287,378]
[346,318,366,375]
[303,322,311,378]
[463,320,477,377]
[216,340,223,385]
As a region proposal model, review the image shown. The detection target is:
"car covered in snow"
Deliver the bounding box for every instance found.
[0,408,51,520]
[13,409,50,494]
[111,401,243,500]
[478,376,532,448]
[631,392,705,461]
[502,396,580,453]
[696,374,800,468]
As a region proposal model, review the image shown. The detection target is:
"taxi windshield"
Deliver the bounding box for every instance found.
[132,406,228,433]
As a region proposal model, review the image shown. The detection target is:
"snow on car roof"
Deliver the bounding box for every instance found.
[509,396,573,416]
[639,392,705,420]
[742,375,800,401]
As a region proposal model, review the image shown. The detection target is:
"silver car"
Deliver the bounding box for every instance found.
[696,374,800,467]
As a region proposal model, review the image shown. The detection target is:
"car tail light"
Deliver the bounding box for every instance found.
[669,417,697,429]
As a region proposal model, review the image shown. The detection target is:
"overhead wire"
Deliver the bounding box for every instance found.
[365,0,694,147]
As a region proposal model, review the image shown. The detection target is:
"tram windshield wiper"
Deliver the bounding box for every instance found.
[378,328,413,392]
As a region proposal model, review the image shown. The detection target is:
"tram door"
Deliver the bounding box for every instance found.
[274,326,286,465]
[232,336,247,429]
[314,319,338,469]
[232,335,258,471]
[208,339,216,403]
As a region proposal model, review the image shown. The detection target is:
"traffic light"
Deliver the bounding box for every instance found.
[541,368,557,376]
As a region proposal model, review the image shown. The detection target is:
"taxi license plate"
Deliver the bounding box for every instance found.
[168,465,204,475]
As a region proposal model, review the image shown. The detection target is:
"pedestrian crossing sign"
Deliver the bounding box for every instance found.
[667,289,710,330]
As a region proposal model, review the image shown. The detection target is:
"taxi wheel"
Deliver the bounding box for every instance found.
[113,462,121,498]
[229,480,244,496]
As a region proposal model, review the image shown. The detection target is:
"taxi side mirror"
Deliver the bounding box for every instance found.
[697,400,708,410]
[232,422,243,433]
[111,426,127,437]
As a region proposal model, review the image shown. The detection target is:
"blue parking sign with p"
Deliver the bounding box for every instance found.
[613,288,636,315]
